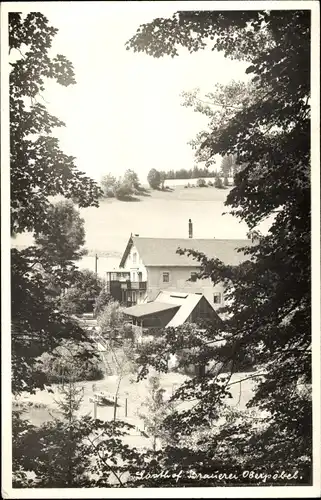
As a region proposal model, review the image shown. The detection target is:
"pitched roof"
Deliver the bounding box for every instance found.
[120,236,252,267]
[123,290,222,327]
[155,291,206,327]
[123,301,180,318]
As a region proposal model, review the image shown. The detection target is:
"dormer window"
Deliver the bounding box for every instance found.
[190,272,198,282]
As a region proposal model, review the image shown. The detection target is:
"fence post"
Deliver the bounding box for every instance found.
[93,400,97,420]
[125,398,128,417]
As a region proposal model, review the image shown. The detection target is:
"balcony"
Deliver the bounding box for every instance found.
[129,281,147,290]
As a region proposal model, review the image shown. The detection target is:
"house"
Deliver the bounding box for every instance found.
[123,290,225,376]
[109,220,252,307]
[123,290,223,331]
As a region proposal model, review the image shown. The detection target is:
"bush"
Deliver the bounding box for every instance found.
[207,181,214,186]
[36,342,105,383]
[60,269,103,315]
[223,176,229,186]
[196,178,207,187]
[113,181,133,200]
[214,176,224,189]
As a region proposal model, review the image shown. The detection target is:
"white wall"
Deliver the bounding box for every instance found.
[146,266,225,308]
[122,244,148,281]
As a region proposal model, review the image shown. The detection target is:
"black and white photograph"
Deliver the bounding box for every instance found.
[1,0,320,497]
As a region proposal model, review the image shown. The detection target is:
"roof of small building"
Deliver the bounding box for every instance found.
[120,236,252,268]
[155,291,207,327]
[123,301,180,318]
[123,290,223,327]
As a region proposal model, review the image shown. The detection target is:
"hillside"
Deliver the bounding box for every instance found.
[12,184,273,277]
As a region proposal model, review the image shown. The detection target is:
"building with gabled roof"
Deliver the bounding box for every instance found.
[123,290,224,330]
[111,220,253,308]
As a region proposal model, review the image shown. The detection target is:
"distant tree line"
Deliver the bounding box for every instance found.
[155,158,243,183]
[162,166,216,180]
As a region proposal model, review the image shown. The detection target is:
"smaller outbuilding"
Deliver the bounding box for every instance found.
[123,290,223,330]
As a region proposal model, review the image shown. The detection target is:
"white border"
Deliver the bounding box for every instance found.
[1,1,320,498]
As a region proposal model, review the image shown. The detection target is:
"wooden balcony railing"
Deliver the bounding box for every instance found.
[128,281,147,290]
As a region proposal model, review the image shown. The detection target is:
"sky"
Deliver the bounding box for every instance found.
[22,2,251,184]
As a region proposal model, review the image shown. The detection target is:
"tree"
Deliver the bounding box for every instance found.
[94,289,113,316]
[60,269,103,315]
[220,155,233,177]
[10,13,101,394]
[113,179,134,200]
[101,173,117,198]
[147,168,161,189]
[123,169,141,192]
[34,199,87,262]
[97,300,124,339]
[137,374,176,451]
[159,171,166,190]
[126,10,311,485]
[12,379,142,487]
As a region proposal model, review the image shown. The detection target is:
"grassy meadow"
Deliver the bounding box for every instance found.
[12,184,273,276]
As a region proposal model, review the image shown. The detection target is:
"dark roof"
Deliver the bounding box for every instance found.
[120,236,252,267]
[123,301,180,318]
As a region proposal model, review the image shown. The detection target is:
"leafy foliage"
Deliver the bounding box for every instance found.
[100,173,117,198]
[10,13,101,394]
[127,9,312,485]
[12,381,143,487]
[196,178,207,187]
[34,199,87,262]
[214,176,224,189]
[94,289,113,315]
[100,170,143,200]
[97,300,125,338]
[220,155,237,178]
[147,168,161,189]
[59,269,103,315]
[137,375,176,451]
[36,340,104,383]
[162,166,217,179]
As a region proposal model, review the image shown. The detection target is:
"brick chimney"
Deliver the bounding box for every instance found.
[188,219,193,238]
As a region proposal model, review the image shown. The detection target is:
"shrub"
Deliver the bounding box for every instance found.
[36,342,105,383]
[207,180,214,187]
[214,176,224,189]
[113,181,133,200]
[196,178,207,187]
[60,269,103,315]
[223,176,229,186]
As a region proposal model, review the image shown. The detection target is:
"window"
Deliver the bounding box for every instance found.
[162,272,170,283]
[213,292,222,304]
[133,252,137,264]
[190,272,198,282]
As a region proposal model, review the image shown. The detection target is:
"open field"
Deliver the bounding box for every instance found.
[12,184,273,277]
